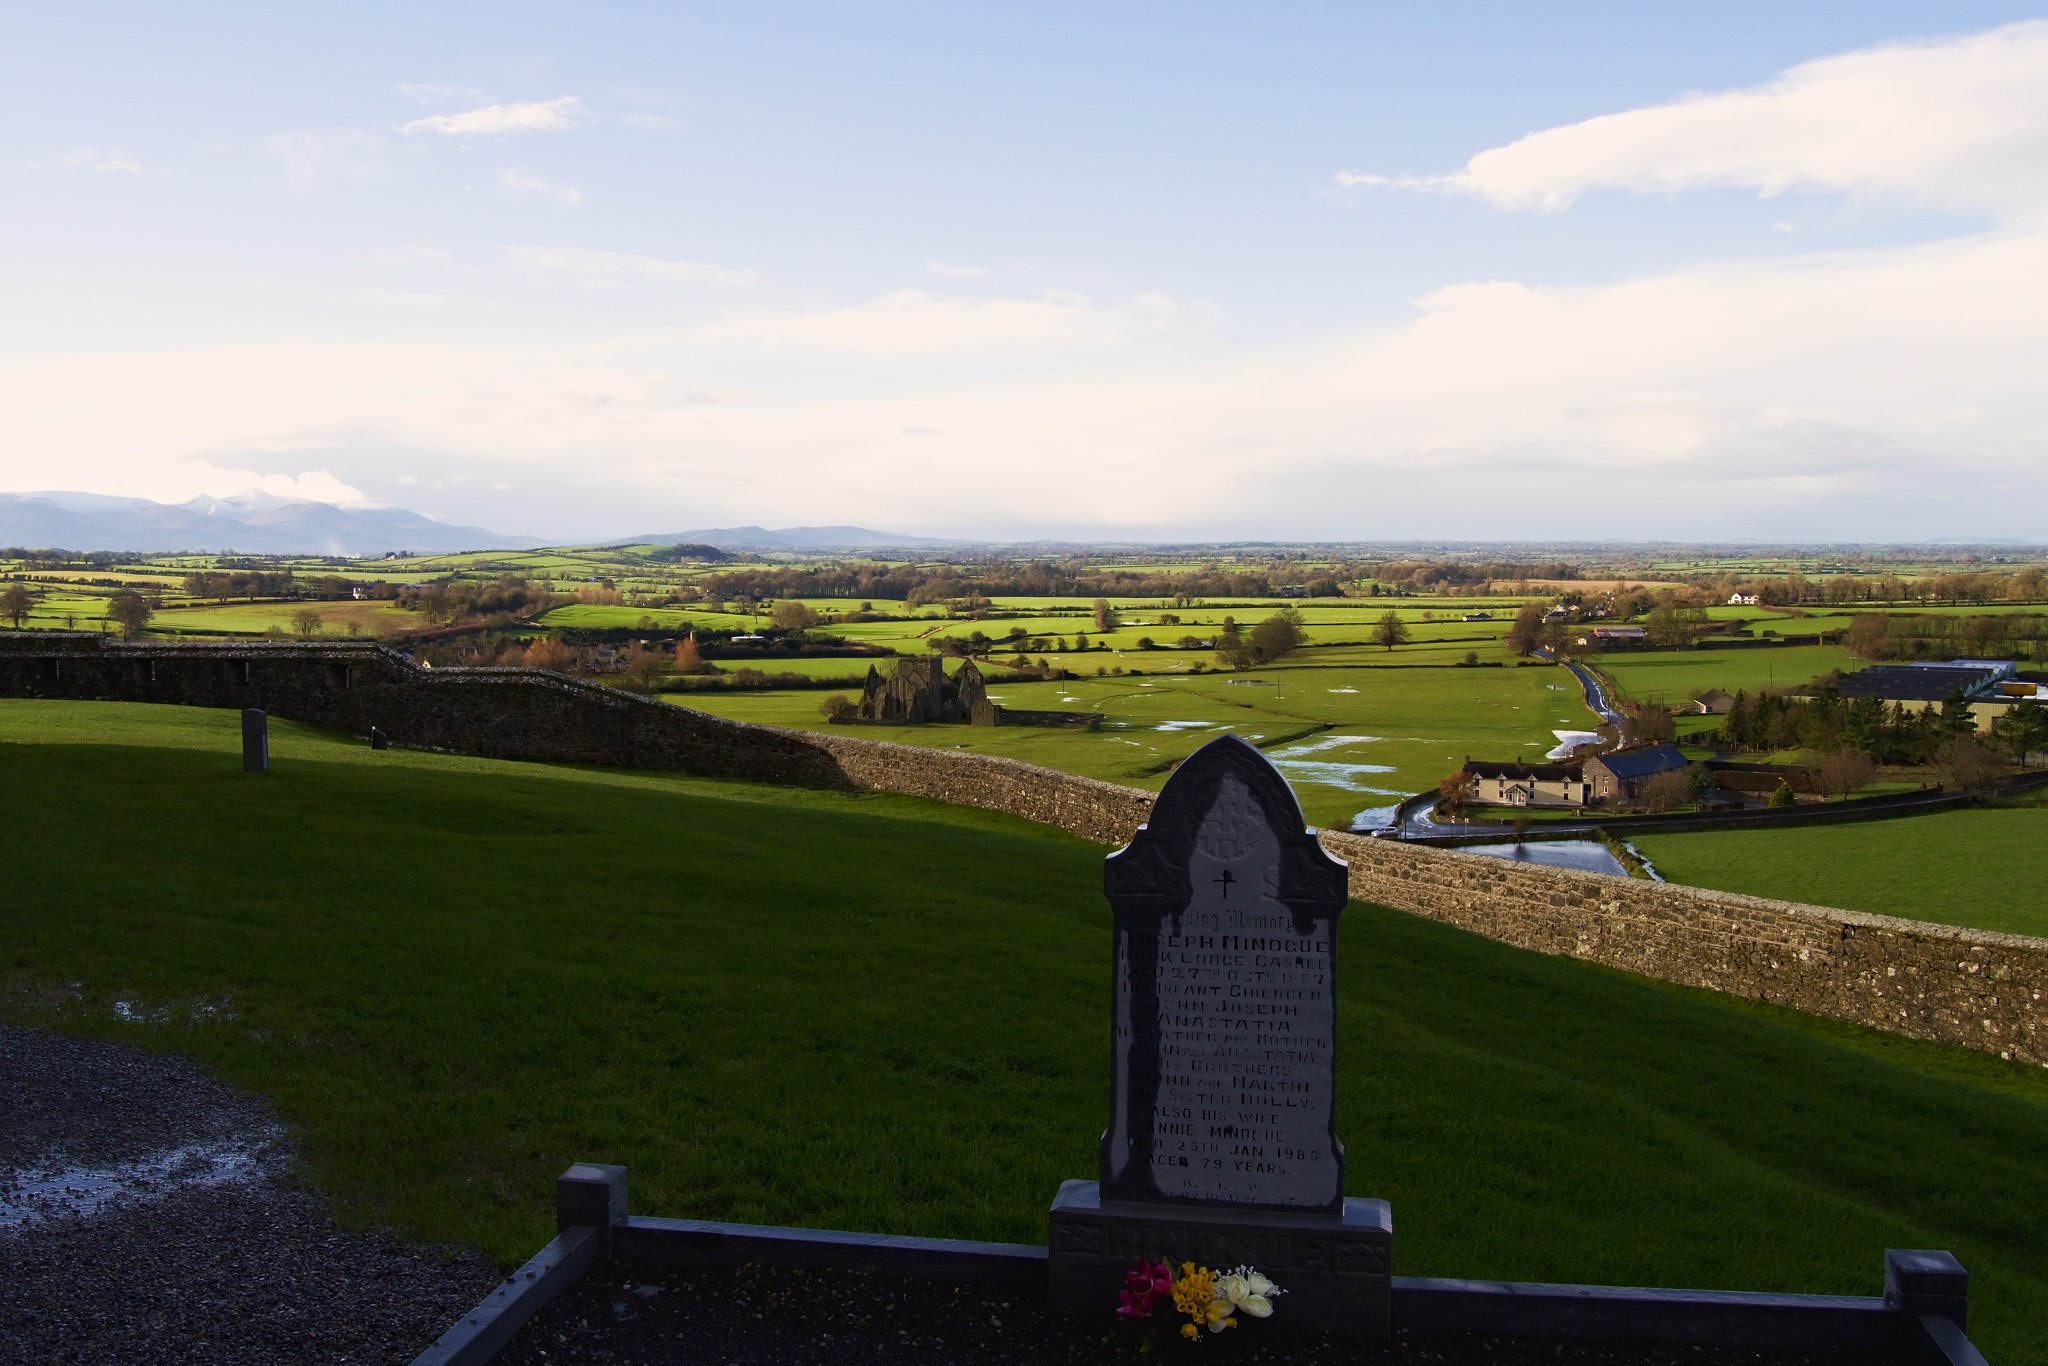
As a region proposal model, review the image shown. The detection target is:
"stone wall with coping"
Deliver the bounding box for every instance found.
[0,634,1152,845]
[1316,830,2046,1068]
[3,632,2041,1065]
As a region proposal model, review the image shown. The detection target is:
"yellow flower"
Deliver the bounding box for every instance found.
[1172,1265,1216,1319]
[1181,1323,1199,1340]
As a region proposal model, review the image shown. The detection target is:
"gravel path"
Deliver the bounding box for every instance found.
[0,1023,500,1365]
[493,1262,1892,1366]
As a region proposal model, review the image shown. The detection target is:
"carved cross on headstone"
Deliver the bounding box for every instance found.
[1100,732,1350,1211]
[1049,733,1391,1335]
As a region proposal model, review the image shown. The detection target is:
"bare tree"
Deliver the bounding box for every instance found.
[1436,770,1477,818]
[1505,604,1543,656]
[106,590,153,640]
[523,638,577,672]
[1372,611,1410,651]
[289,607,324,639]
[1938,735,2003,793]
[770,600,819,631]
[1818,749,1876,801]
[1622,703,1675,746]
[1,584,31,629]
[1640,769,1691,813]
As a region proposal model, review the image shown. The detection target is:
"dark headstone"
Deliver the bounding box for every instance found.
[241,708,268,772]
[1048,734,1391,1334]
[369,727,389,750]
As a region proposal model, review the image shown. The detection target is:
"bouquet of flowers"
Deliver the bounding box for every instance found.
[1116,1258,1283,1345]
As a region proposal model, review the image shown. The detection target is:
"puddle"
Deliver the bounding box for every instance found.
[1269,759,1403,793]
[1351,804,1403,829]
[0,1136,278,1230]
[111,997,235,1026]
[1328,688,1358,694]
[1271,735,1385,758]
[1461,840,1626,877]
[1154,720,1215,731]
[1547,730,1604,760]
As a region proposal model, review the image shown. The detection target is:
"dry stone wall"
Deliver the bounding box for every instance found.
[3,633,2042,1065]
[1317,831,2047,1068]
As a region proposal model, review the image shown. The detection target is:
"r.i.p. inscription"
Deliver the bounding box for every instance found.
[1100,734,1349,1212]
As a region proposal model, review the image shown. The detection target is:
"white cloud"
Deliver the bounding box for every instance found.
[1432,21,2048,213]
[402,97,585,137]
[497,168,582,206]
[504,246,758,289]
[56,146,140,173]
[199,466,370,505]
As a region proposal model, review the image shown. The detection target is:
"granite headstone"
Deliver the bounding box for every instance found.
[241,708,268,772]
[1048,733,1391,1334]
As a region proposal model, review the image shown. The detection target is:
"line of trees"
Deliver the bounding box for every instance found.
[1843,612,2048,663]
[1713,686,2046,769]
[699,563,1295,605]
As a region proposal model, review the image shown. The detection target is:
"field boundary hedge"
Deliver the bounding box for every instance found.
[3,632,2041,1066]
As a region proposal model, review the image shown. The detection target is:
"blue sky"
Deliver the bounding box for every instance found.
[5,2,2048,542]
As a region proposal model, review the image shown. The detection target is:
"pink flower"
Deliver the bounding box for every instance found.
[1115,1260,1174,1318]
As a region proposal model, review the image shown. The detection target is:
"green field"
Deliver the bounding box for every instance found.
[677,661,1592,829]
[2,699,2045,1362]
[1592,644,1859,706]
[1633,805,2048,938]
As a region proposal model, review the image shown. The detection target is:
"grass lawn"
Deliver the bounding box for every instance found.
[156,600,415,637]
[2,699,2045,1361]
[1633,806,2048,939]
[1592,644,1858,706]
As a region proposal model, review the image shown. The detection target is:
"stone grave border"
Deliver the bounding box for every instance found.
[411,1163,1989,1366]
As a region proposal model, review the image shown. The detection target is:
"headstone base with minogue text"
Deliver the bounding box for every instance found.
[1047,734,1392,1336]
[1048,1181,1392,1334]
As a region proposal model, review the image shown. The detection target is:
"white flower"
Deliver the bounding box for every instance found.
[1217,1266,1283,1318]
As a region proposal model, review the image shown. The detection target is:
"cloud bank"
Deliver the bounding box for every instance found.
[1428,21,2048,214]
[10,23,2048,541]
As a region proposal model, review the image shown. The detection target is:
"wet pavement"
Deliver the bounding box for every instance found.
[0,1022,499,1365]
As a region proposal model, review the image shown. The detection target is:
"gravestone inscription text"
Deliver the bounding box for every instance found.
[1100,735,1349,1211]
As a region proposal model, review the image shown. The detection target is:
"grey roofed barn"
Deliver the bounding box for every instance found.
[1834,664,2003,704]
[1586,744,1689,782]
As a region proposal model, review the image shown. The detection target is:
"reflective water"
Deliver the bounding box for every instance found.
[0,1136,277,1230]
[1547,730,1604,760]
[1460,839,1627,877]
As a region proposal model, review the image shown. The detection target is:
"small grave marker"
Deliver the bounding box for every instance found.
[1048,733,1391,1334]
[241,708,268,772]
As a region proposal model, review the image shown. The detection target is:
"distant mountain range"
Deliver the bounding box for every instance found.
[625,525,956,551]
[0,491,542,556]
